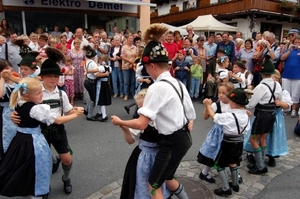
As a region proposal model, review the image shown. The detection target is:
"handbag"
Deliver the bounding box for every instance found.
[294,120,300,136]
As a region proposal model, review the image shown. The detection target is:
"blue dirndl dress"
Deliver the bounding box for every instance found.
[0,102,52,197]
[197,124,223,167]
[0,84,16,156]
[120,125,171,199]
[243,108,288,156]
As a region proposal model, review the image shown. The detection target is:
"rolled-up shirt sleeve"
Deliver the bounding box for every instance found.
[30,104,57,126]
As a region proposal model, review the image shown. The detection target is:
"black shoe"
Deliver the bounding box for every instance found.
[248,166,268,174]
[62,176,72,194]
[99,116,108,122]
[228,182,239,192]
[199,172,216,183]
[52,156,61,174]
[247,163,256,169]
[214,188,232,196]
[84,110,88,116]
[268,157,276,167]
[93,113,102,120]
[124,106,130,114]
[87,116,98,121]
[247,154,256,164]
[238,176,243,184]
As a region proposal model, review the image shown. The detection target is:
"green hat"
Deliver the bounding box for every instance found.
[18,51,39,69]
[260,59,275,75]
[226,88,249,105]
[141,40,170,65]
[39,59,62,76]
[235,60,246,69]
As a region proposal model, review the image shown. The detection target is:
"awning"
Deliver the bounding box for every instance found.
[86,0,157,7]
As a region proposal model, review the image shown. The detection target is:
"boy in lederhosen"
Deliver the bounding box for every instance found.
[203,88,250,196]
[111,24,196,199]
[39,47,76,194]
[246,57,282,174]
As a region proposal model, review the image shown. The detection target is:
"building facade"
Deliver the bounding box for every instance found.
[0,0,152,35]
[150,0,300,40]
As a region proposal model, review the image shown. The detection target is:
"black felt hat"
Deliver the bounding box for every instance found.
[226,88,249,105]
[18,51,40,69]
[83,45,97,59]
[39,47,65,76]
[141,24,169,65]
[141,41,170,64]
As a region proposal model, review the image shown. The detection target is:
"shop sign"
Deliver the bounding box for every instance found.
[2,0,138,13]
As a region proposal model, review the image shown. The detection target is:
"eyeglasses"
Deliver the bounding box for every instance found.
[289,34,295,37]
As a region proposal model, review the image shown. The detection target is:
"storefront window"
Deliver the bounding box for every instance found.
[25,12,84,35]
[4,11,23,34]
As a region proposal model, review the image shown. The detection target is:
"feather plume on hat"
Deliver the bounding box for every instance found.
[45,47,65,63]
[143,23,168,44]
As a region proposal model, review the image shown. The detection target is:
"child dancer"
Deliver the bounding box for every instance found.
[119,89,171,199]
[246,58,282,175]
[111,24,195,199]
[189,57,203,102]
[94,55,111,122]
[0,59,16,158]
[0,77,83,198]
[62,56,75,105]
[18,51,40,78]
[229,61,246,89]
[244,69,291,167]
[203,88,250,196]
[197,82,234,183]
[215,56,229,84]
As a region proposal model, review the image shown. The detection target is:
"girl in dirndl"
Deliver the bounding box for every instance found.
[119,89,171,199]
[197,82,233,183]
[244,69,291,166]
[0,77,83,198]
[0,59,16,158]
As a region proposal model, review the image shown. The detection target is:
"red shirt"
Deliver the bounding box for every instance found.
[56,43,71,50]
[173,40,183,51]
[162,41,178,60]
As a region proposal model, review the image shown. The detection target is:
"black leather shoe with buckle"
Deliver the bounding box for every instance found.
[248,166,268,174]
[52,156,61,174]
[199,172,216,183]
[62,176,72,194]
[99,116,108,122]
[228,182,239,192]
[87,116,98,121]
[214,188,232,196]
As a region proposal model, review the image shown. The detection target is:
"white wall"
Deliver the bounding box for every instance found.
[220,17,299,40]
[151,0,196,15]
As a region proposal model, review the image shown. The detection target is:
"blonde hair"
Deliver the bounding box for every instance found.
[73,38,81,45]
[98,54,108,65]
[219,82,234,94]
[272,69,281,80]
[29,33,38,40]
[134,88,147,102]
[10,77,42,108]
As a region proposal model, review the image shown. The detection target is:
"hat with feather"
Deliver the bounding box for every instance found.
[82,45,97,59]
[141,24,170,65]
[14,39,32,58]
[39,47,65,76]
[18,51,40,69]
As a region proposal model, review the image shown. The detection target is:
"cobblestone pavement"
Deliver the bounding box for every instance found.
[85,137,300,199]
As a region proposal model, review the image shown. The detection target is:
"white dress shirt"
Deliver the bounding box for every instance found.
[138,71,196,135]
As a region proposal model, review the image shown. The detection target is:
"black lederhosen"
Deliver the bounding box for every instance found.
[41,123,70,154]
[41,91,70,154]
[251,83,276,135]
[148,124,192,188]
[216,113,247,168]
[84,78,96,103]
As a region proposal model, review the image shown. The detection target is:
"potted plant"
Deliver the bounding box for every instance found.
[278,0,295,11]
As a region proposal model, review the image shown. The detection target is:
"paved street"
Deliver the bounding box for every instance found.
[1,96,298,199]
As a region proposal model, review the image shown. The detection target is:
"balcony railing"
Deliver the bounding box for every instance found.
[150,0,293,24]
